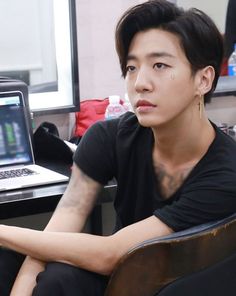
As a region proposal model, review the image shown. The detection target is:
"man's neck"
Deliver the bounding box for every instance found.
[152,114,215,170]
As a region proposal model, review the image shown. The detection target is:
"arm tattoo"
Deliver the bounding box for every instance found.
[57,168,102,215]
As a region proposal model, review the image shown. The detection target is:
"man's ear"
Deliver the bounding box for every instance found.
[197,66,215,95]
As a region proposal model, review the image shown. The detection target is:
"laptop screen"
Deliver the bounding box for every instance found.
[0,91,33,168]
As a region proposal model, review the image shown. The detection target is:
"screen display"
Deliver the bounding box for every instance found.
[0,92,33,167]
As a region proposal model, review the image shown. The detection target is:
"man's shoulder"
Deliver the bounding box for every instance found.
[94,111,144,137]
[105,111,139,129]
[117,112,140,131]
[213,124,236,156]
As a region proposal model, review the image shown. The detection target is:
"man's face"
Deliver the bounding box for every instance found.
[125,28,200,128]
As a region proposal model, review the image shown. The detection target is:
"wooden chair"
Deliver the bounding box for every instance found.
[105,213,236,296]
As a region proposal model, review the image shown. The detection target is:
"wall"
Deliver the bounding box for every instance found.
[206,96,236,126]
[76,0,146,100]
[34,113,73,140]
[177,0,228,33]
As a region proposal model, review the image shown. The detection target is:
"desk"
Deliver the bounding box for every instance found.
[0,161,117,234]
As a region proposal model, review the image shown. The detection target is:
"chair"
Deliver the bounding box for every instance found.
[105,213,236,296]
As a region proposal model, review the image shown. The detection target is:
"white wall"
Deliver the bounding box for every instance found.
[206,96,236,126]
[76,0,147,100]
[177,0,228,33]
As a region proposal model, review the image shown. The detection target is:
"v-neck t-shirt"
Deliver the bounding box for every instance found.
[74,112,236,232]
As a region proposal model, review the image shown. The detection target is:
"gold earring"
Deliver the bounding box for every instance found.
[199,95,204,119]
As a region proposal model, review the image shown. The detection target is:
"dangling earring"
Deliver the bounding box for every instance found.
[199,95,204,119]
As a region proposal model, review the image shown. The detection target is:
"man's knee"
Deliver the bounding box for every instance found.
[33,262,109,296]
[33,262,74,295]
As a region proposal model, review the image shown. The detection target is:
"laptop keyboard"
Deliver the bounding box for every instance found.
[0,168,37,180]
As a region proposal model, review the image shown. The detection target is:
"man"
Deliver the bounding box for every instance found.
[1,1,236,295]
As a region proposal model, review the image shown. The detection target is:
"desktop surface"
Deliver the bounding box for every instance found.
[0,159,117,234]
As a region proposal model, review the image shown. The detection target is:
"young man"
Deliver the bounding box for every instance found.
[1,1,236,295]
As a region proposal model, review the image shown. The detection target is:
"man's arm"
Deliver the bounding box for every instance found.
[10,164,102,296]
[2,214,173,277]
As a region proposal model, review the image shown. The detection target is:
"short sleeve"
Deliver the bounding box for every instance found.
[154,127,236,232]
[73,120,118,185]
[154,186,236,232]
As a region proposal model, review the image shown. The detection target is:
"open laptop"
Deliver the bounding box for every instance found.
[0,90,69,191]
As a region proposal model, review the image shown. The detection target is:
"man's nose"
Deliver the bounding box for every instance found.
[134,67,153,93]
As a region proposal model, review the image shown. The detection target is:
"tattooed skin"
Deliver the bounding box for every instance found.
[57,166,102,216]
[154,162,194,199]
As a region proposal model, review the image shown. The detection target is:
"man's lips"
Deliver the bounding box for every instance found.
[136,99,157,108]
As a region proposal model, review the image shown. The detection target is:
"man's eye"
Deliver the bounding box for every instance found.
[153,63,168,70]
[126,65,136,73]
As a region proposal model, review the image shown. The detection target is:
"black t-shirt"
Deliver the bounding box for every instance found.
[74,112,236,232]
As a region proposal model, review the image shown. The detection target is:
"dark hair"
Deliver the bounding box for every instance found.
[115,0,224,103]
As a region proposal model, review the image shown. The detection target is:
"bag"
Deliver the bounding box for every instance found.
[74,98,109,137]
[33,122,73,164]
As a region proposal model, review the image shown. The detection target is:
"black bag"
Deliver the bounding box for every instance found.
[33,121,73,165]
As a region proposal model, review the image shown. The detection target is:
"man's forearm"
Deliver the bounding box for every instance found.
[9,209,88,295]
[9,209,86,295]
[10,256,45,296]
[0,225,115,275]
[1,216,172,279]
[9,164,104,293]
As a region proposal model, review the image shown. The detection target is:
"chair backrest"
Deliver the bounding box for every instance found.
[105,213,236,296]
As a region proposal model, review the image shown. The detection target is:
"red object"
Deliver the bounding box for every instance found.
[74,98,109,137]
[221,57,228,76]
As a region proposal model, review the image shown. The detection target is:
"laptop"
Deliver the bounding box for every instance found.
[0,90,69,191]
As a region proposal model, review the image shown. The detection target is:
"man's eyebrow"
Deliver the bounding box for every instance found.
[127,52,175,61]
[148,52,175,58]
